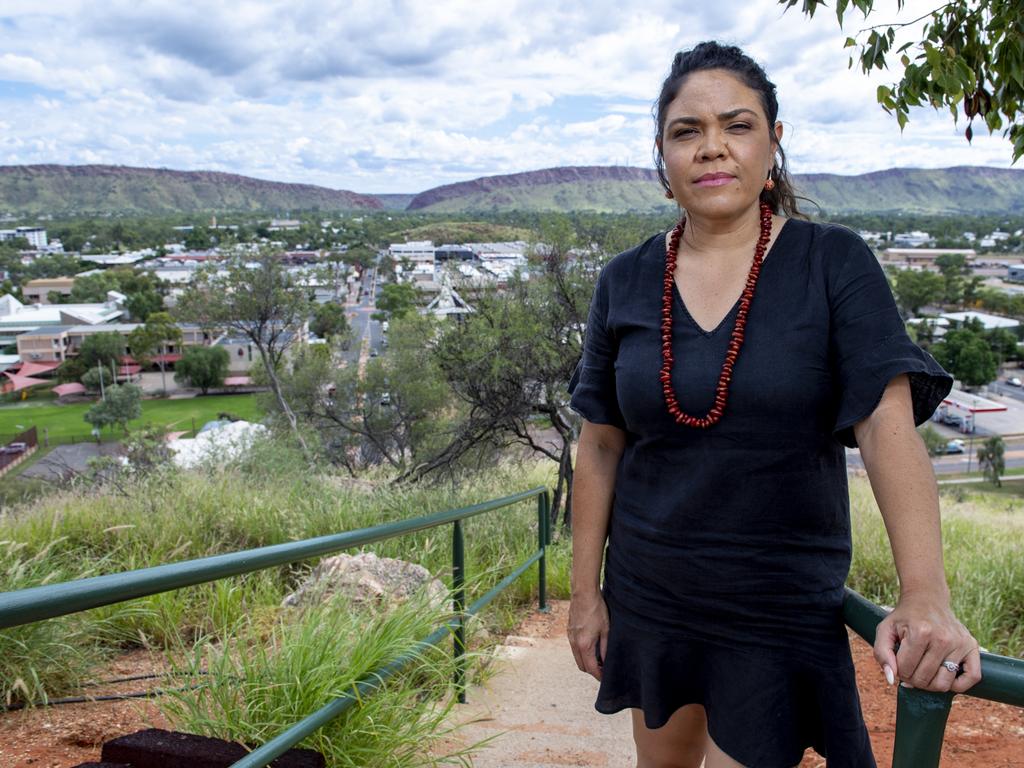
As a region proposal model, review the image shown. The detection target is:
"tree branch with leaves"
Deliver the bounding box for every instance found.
[781,0,1024,159]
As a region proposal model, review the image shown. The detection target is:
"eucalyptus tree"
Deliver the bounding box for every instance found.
[176,248,313,456]
[411,222,597,528]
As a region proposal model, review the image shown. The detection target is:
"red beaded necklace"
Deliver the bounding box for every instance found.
[660,202,773,428]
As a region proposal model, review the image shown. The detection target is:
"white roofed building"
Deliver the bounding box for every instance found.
[940,311,1020,330]
[390,241,435,264]
[423,274,474,320]
[0,294,126,349]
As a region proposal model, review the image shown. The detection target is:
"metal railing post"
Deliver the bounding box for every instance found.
[537,491,549,612]
[892,687,953,767]
[452,519,467,704]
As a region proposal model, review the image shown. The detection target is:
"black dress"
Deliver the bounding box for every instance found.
[567,218,952,767]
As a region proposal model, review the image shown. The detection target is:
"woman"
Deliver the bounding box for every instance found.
[566,41,981,768]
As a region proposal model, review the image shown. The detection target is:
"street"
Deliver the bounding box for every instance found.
[337,265,383,371]
[846,436,1024,475]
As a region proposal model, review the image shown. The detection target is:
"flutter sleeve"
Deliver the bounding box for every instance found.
[567,267,626,429]
[828,229,953,448]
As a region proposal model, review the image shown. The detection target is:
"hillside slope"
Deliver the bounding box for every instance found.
[407,165,1024,215]
[0,165,383,215]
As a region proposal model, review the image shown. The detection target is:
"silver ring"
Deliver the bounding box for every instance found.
[942,660,961,674]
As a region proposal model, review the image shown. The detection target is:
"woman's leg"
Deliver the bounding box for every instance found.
[704,735,801,768]
[631,705,707,768]
[703,735,747,768]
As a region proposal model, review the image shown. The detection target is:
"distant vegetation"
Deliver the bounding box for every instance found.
[3,163,1024,217]
[391,220,534,243]
[0,165,381,216]
[407,165,1024,215]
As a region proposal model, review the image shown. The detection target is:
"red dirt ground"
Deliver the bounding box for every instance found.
[1,608,1021,767]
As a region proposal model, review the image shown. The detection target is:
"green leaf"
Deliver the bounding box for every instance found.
[836,0,849,26]
[844,36,857,48]
[896,110,909,131]
[954,58,976,90]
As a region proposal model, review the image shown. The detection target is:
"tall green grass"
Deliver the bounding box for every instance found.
[848,479,1024,656]
[162,595,478,767]
[0,438,568,734]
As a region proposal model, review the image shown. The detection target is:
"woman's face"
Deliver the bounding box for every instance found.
[658,68,783,224]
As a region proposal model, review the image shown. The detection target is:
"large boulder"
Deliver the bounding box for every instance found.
[282,552,448,611]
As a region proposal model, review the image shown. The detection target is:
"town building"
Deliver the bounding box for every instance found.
[80,250,154,267]
[435,245,475,262]
[892,231,932,247]
[940,310,1020,331]
[422,275,474,321]
[0,227,47,248]
[0,293,126,350]
[15,323,202,364]
[390,241,436,265]
[22,277,76,304]
[14,320,307,375]
[881,248,976,267]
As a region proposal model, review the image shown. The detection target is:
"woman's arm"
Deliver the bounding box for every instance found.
[567,419,626,681]
[853,373,981,693]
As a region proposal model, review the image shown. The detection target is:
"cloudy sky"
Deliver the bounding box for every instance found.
[0,0,1017,193]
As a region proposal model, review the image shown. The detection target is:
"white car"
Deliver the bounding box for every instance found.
[1008,376,1022,387]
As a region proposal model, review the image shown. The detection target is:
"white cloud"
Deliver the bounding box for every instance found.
[0,0,1017,193]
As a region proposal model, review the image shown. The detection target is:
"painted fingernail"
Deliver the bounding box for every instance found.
[884,664,895,686]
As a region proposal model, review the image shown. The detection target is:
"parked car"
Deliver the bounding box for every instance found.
[1008,376,1022,387]
[380,391,391,406]
[945,439,966,454]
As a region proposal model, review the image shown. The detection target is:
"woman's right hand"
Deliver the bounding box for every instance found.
[568,590,610,681]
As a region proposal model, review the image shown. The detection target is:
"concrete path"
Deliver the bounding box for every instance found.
[450,601,636,768]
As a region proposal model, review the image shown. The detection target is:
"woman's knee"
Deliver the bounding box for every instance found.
[632,705,706,768]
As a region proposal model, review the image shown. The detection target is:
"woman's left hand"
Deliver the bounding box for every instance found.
[873,591,982,694]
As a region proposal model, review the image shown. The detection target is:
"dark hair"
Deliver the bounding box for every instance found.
[654,41,804,218]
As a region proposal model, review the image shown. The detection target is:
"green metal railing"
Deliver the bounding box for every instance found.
[0,486,552,768]
[843,588,1024,766]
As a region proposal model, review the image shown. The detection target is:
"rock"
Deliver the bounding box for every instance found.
[282,552,447,611]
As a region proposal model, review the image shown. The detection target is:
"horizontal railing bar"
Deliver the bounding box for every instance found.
[231,548,545,768]
[843,588,1024,707]
[466,549,543,618]
[0,487,547,630]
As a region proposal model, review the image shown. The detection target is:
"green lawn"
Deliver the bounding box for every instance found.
[0,394,263,443]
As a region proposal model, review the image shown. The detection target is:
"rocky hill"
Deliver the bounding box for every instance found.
[795,166,1024,215]
[0,165,383,215]
[407,166,665,212]
[4,163,1023,217]
[407,165,1024,215]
